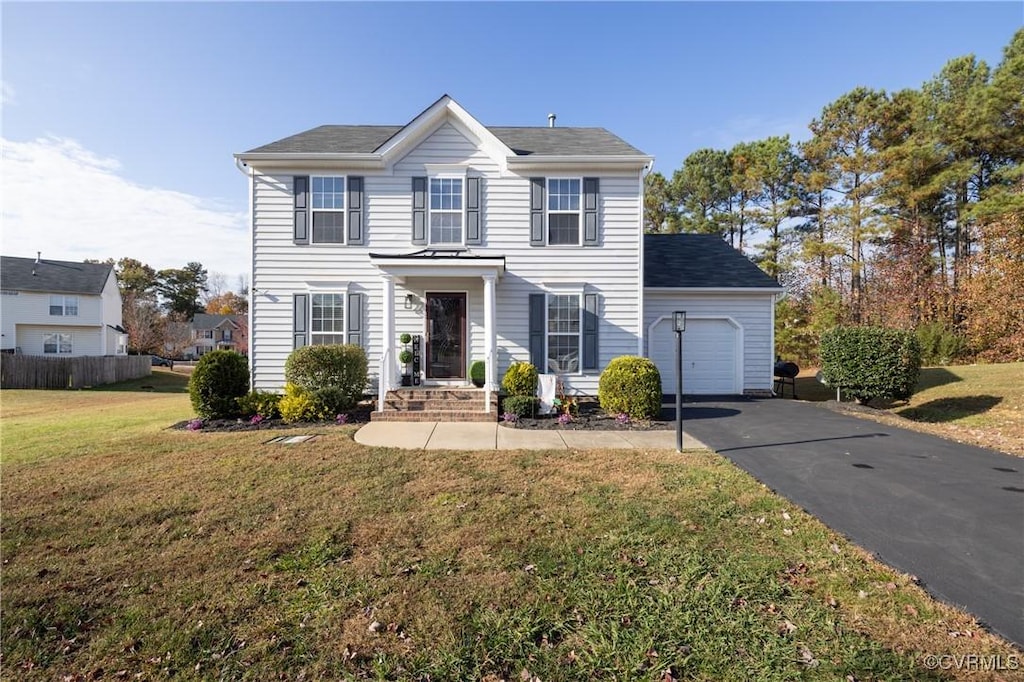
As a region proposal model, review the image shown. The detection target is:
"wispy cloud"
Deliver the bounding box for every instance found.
[1,136,248,279]
[0,81,15,108]
[690,115,811,150]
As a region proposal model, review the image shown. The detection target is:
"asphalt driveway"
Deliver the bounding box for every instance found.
[678,397,1024,647]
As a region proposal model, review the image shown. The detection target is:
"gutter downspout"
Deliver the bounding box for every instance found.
[638,160,654,358]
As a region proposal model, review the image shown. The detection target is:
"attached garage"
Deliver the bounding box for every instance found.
[642,234,783,396]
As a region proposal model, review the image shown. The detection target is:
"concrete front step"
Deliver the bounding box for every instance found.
[385,399,493,411]
[370,410,497,422]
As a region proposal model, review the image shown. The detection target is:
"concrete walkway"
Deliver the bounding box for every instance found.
[354,421,708,451]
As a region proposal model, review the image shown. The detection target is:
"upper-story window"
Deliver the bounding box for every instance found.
[222,329,232,341]
[429,177,464,245]
[311,176,345,244]
[311,293,345,345]
[200,329,214,339]
[547,178,581,245]
[49,295,78,316]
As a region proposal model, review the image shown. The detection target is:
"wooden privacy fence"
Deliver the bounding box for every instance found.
[0,355,151,389]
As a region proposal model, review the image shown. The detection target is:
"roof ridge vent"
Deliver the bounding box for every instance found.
[548,113,556,128]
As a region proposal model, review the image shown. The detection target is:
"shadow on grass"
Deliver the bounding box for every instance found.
[897,395,1003,423]
[88,368,189,394]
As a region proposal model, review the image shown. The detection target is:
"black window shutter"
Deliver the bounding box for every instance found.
[294,176,310,245]
[347,293,363,347]
[529,178,545,246]
[466,176,481,245]
[582,293,599,370]
[583,177,599,246]
[293,294,308,349]
[529,293,546,369]
[347,177,364,245]
[412,177,427,245]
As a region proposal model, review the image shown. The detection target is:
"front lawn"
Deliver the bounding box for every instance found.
[1,382,1019,679]
[794,363,1024,456]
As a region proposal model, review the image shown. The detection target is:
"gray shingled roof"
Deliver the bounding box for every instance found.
[1,256,112,295]
[245,125,644,156]
[192,313,242,330]
[644,234,781,289]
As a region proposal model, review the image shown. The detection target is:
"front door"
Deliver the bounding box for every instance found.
[425,293,466,380]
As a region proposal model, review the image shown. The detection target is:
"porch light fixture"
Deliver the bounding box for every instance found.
[404,294,415,310]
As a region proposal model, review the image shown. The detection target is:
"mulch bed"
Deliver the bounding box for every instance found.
[169,403,373,432]
[503,397,674,431]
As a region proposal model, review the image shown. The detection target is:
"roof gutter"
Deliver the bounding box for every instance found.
[233,152,387,170]
[506,154,653,171]
[645,286,786,294]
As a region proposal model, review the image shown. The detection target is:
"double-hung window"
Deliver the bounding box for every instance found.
[311,176,345,244]
[49,295,78,316]
[547,294,581,373]
[547,178,581,245]
[43,332,72,354]
[311,293,345,345]
[429,177,463,245]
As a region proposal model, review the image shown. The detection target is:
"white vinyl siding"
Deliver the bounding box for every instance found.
[644,292,775,394]
[249,120,643,393]
[15,325,103,357]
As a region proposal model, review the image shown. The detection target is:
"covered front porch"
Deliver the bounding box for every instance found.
[369,249,505,415]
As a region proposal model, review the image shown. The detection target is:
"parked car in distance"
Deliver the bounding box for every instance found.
[151,355,174,368]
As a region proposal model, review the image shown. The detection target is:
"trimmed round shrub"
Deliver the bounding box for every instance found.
[237,390,281,419]
[399,333,412,345]
[820,326,922,405]
[398,349,414,365]
[188,350,249,418]
[285,344,368,411]
[502,395,537,418]
[279,383,330,423]
[470,360,485,387]
[502,361,538,397]
[598,355,662,420]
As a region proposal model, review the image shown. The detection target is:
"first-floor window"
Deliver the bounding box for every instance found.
[547,294,580,373]
[43,332,73,354]
[311,293,345,345]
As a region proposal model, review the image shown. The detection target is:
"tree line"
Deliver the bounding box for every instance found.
[645,29,1023,365]
[89,257,248,355]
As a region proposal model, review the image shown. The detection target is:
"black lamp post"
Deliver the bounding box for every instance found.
[673,311,686,452]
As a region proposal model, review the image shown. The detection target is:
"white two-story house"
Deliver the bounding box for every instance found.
[0,254,127,357]
[235,96,780,418]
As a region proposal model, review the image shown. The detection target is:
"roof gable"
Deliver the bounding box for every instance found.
[191,313,242,330]
[643,235,781,289]
[0,256,113,295]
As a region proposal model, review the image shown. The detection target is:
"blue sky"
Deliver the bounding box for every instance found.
[2,2,1020,282]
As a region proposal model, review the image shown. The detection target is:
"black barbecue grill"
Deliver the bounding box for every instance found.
[773,360,799,398]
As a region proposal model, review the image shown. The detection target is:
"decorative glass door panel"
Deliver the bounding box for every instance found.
[425,293,466,379]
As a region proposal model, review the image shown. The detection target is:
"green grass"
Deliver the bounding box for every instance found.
[794,363,1024,456]
[1,379,1019,680]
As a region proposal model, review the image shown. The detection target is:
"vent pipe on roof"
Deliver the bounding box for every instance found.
[36,251,41,264]
[548,113,556,128]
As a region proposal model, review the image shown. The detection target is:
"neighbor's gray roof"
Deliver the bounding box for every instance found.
[191,313,242,330]
[246,125,644,157]
[0,256,113,295]
[643,234,781,289]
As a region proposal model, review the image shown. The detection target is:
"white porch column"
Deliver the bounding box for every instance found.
[482,273,497,413]
[378,274,395,412]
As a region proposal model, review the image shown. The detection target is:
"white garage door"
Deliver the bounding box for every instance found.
[651,318,739,395]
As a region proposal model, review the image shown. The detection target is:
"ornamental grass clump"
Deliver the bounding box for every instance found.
[598,356,662,420]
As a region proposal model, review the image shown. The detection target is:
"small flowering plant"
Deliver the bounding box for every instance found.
[250,414,265,425]
[186,418,204,431]
[616,413,631,426]
[502,411,519,424]
[335,413,349,425]
[557,412,573,426]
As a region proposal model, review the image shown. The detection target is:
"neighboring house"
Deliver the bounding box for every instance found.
[182,314,244,359]
[235,95,781,415]
[0,254,127,357]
